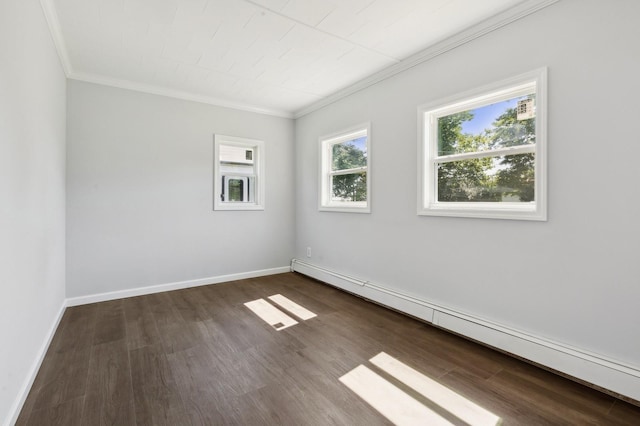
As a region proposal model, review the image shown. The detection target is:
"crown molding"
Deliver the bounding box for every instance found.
[39,0,294,118]
[293,0,560,119]
[39,0,558,120]
[69,72,294,118]
[40,0,72,76]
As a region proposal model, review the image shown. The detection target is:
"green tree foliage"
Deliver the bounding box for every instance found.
[437,112,498,201]
[491,108,535,202]
[437,102,535,202]
[332,142,367,202]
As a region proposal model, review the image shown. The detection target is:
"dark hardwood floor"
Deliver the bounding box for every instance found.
[16,273,640,425]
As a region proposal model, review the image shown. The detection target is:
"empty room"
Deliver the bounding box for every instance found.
[2,0,640,424]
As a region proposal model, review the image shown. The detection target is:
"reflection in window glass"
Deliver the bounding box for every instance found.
[213,135,264,211]
[219,144,254,203]
[220,145,254,165]
[221,175,255,203]
[228,178,244,201]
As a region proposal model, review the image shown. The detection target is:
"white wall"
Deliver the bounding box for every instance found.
[296,0,640,374]
[0,0,67,424]
[4,0,639,420]
[66,81,295,298]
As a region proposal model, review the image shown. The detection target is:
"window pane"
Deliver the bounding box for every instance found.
[219,144,254,177]
[214,136,264,211]
[332,136,367,171]
[438,95,535,156]
[222,175,255,203]
[437,153,534,202]
[220,144,254,165]
[228,178,244,201]
[331,172,367,202]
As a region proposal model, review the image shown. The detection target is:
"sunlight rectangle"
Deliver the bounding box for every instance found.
[339,365,453,426]
[268,294,317,320]
[370,352,501,426]
[244,298,298,330]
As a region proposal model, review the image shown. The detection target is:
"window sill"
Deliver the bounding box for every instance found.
[320,203,370,213]
[418,202,545,221]
[214,203,264,211]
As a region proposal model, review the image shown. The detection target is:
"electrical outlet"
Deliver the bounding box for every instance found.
[306,247,312,258]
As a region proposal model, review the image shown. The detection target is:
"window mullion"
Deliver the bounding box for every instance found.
[330,166,367,176]
[319,123,371,213]
[435,144,535,163]
[418,67,547,220]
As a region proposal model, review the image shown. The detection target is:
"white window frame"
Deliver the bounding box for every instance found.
[319,123,371,213]
[213,134,265,211]
[418,68,547,221]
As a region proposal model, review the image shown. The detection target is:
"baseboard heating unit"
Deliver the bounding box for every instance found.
[290,259,640,405]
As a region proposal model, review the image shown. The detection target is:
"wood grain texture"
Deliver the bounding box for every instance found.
[16,272,640,425]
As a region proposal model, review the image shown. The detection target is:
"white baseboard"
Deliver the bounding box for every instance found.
[66,266,291,306]
[291,259,640,403]
[6,266,290,426]
[6,301,67,426]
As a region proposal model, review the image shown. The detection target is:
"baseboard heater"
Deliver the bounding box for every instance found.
[290,259,640,405]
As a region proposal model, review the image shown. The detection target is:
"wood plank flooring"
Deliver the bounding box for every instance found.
[16,273,640,425]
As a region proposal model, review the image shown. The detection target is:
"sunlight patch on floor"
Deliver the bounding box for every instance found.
[340,364,454,426]
[341,352,502,426]
[268,294,317,320]
[371,352,501,426]
[244,294,317,330]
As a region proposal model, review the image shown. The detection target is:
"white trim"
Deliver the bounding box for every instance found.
[319,123,371,213]
[5,301,67,426]
[69,72,294,119]
[66,266,290,307]
[37,0,294,120]
[6,266,289,424]
[294,0,560,118]
[213,135,266,211]
[424,82,536,119]
[417,67,547,221]
[40,0,556,120]
[291,259,640,402]
[39,0,72,76]
[436,144,535,163]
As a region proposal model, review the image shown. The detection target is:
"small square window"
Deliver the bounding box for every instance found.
[418,68,547,220]
[319,124,371,213]
[213,135,264,211]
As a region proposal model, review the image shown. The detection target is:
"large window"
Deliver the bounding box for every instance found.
[418,68,547,220]
[319,123,370,213]
[213,135,264,211]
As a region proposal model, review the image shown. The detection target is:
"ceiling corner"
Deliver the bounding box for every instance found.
[68,72,295,119]
[293,0,561,119]
[39,0,73,76]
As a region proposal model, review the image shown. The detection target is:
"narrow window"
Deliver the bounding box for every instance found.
[320,123,371,213]
[418,68,547,220]
[214,135,264,211]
